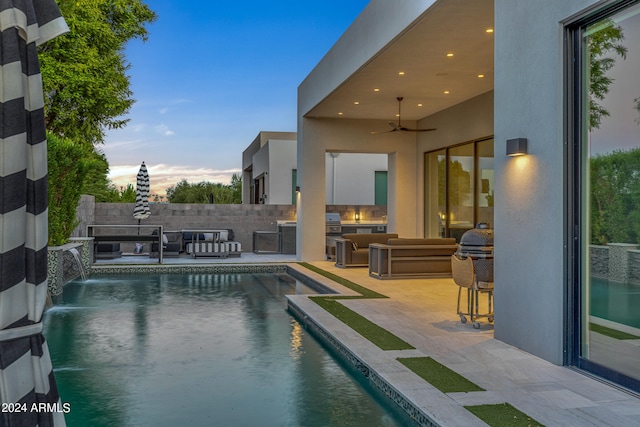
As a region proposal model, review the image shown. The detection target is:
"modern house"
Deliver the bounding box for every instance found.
[242,131,388,205]
[296,0,640,394]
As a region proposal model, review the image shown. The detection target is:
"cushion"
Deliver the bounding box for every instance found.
[162,234,169,244]
[351,241,359,251]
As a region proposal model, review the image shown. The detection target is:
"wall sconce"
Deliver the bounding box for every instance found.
[295,186,300,193]
[355,211,360,223]
[506,138,528,156]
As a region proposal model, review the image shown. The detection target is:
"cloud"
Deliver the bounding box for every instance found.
[159,107,169,115]
[155,123,175,136]
[108,163,242,199]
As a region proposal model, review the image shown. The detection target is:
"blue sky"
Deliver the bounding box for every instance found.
[104,0,370,197]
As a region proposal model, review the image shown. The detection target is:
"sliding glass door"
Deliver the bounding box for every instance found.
[424,138,494,241]
[568,0,640,391]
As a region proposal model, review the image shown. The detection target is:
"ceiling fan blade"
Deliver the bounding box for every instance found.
[398,127,437,132]
[371,121,399,134]
[370,97,435,134]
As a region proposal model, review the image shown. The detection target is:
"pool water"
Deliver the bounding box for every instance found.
[591,277,640,329]
[44,273,412,427]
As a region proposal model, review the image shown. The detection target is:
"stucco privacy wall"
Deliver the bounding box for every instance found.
[494,0,595,364]
[92,203,296,252]
[82,203,385,252]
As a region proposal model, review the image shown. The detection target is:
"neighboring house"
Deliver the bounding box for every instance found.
[296,0,640,394]
[242,131,387,205]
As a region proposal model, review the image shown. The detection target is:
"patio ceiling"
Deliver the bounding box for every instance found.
[306,0,494,122]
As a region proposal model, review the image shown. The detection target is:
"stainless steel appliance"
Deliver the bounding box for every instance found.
[325,212,342,235]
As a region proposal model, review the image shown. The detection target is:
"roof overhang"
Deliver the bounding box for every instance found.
[302,0,494,123]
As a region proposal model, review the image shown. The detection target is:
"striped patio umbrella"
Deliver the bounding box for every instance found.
[133,162,151,224]
[0,1,68,426]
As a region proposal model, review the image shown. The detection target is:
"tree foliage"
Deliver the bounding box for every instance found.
[590,148,640,245]
[587,20,627,130]
[438,159,471,207]
[47,133,89,246]
[39,0,156,146]
[166,175,242,204]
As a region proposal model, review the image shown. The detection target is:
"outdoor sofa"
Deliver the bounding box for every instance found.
[368,238,458,279]
[150,231,181,258]
[183,229,242,258]
[334,233,399,267]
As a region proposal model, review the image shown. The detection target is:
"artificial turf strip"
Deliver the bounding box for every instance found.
[311,296,415,350]
[297,262,387,298]
[397,357,484,393]
[590,323,640,340]
[465,403,546,427]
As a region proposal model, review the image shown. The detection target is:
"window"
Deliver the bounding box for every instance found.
[424,138,494,241]
[568,0,640,391]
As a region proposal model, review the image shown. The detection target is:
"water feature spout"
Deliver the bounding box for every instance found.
[68,247,87,282]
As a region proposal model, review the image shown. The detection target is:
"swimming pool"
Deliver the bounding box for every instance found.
[44,272,414,426]
[591,277,640,329]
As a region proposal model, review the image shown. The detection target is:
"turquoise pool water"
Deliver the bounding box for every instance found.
[44,273,413,426]
[591,278,640,329]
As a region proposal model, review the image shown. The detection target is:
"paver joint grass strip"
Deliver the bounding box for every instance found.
[311,296,414,351]
[298,262,387,298]
[465,403,546,427]
[397,357,484,393]
[590,322,640,340]
[296,263,412,350]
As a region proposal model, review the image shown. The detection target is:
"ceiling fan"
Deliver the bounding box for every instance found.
[371,97,436,134]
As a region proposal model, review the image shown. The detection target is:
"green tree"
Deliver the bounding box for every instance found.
[230,173,242,202]
[39,0,156,146]
[80,149,113,201]
[118,184,137,203]
[590,148,640,245]
[166,180,241,204]
[47,133,89,246]
[587,20,627,130]
[438,159,471,206]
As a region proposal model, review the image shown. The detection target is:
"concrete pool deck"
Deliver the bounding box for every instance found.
[90,255,640,426]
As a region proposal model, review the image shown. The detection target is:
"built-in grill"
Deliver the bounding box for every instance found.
[457,226,494,282]
[325,213,342,236]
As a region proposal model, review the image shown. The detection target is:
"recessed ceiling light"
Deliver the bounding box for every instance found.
[338,112,343,115]
[478,74,485,78]
[374,88,380,92]
[444,90,450,94]
[446,53,454,57]
[354,101,360,105]
[486,28,494,33]
[417,103,423,107]
[398,71,405,76]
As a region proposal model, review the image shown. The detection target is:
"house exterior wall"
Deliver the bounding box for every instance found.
[245,136,388,206]
[266,140,297,205]
[494,0,596,364]
[325,153,388,205]
[242,131,297,204]
[296,118,418,260]
[415,92,494,236]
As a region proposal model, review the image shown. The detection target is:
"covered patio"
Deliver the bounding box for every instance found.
[285,262,640,426]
